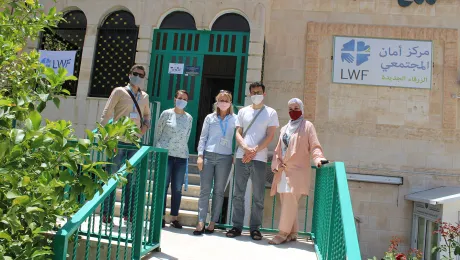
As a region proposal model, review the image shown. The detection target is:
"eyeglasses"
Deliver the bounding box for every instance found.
[132,72,145,78]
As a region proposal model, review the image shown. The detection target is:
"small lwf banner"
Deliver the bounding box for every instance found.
[39,50,77,76]
[332,36,433,89]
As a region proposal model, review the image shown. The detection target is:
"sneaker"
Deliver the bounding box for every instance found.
[170,220,182,229]
[102,215,112,224]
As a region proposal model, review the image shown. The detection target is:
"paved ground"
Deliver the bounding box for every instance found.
[145,226,317,260]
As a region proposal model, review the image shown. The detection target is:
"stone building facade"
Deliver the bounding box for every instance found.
[37,0,460,258]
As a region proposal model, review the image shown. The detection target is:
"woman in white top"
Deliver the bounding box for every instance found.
[155,90,193,229]
[193,90,237,235]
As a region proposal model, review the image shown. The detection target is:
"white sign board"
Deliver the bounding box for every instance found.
[332,36,432,89]
[39,50,77,76]
[168,63,184,75]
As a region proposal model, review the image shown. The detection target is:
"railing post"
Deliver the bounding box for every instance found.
[52,235,69,260]
[132,155,149,259]
[152,150,168,246]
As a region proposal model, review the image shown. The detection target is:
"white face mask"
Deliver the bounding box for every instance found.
[175,99,188,110]
[129,75,144,87]
[251,95,264,105]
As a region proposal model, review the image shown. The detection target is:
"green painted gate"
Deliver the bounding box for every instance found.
[147,29,250,153]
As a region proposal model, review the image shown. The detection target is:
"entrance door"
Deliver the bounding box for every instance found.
[195,55,237,148]
[148,29,250,154]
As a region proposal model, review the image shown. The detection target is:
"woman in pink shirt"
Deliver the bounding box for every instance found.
[269,98,327,245]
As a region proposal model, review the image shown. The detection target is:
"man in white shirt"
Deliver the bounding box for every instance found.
[226,82,279,240]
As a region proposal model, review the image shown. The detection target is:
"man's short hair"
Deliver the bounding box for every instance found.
[129,64,146,75]
[249,81,265,93]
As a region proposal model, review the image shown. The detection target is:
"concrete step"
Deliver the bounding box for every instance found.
[186,173,200,186]
[166,194,199,211]
[188,154,199,164]
[188,164,199,175]
[114,189,199,212]
[116,179,200,197]
[100,195,198,218]
[164,208,198,227]
[171,184,200,197]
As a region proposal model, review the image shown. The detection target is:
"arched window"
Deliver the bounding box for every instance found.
[40,10,87,96]
[89,10,139,98]
[160,11,196,30]
[211,13,250,32]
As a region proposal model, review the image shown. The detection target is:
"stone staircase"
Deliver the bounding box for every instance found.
[102,154,202,227]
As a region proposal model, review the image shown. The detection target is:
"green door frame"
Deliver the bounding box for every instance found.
[147,29,250,153]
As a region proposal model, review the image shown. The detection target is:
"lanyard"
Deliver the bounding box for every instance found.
[218,115,230,137]
[127,85,140,112]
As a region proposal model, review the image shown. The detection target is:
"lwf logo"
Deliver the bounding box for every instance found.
[340,39,370,81]
[40,57,72,69]
[398,0,436,7]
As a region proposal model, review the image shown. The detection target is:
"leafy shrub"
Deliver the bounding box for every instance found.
[0,0,139,259]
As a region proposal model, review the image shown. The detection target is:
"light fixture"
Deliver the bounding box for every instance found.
[347,173,403,185]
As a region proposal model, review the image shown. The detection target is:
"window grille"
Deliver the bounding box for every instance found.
[89,11,139,98]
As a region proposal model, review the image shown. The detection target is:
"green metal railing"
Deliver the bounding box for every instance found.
[215,161,360,259]
[312,162,360,260]
[52,144,168,260]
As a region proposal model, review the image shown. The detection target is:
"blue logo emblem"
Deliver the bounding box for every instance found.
[41,57,51,67]
[340,39,370,66]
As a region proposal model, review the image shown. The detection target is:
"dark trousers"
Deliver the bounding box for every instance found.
[163,156,187,217]
[103,145,137,217]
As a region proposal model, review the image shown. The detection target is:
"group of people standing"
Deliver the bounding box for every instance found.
[100,64,327,245]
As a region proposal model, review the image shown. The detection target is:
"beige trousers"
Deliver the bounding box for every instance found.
[278,193,303,235]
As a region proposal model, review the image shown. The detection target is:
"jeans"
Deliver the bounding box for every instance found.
[103,144,137,217]
[231,159,267,231]
[163,156,188,217]
[198,152,233,223]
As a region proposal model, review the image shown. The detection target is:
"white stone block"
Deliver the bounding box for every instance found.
[247,56,263,70]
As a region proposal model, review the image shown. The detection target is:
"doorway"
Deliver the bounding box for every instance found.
[195,55,236,148]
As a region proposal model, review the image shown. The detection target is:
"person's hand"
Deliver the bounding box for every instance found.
[243,145,257,155]
[316,159,327,168]
[277,163,287,172]
[141,125,148,135]
[242,152,256,163]
[197,156,204,171]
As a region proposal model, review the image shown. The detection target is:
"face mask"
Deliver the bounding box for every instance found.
[251,95,264,105]
[289,110,303,121]
[175,99,187,110]
[129,75,144,87]
[217,102,231,111]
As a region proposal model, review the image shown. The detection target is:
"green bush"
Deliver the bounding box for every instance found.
[0,0,139,259]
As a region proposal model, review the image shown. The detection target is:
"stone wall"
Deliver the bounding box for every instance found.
[264,1,460,258]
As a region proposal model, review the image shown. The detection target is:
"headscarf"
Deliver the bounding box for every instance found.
[285,98,304,136]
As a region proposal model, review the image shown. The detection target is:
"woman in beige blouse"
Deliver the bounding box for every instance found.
[269,98,327,245]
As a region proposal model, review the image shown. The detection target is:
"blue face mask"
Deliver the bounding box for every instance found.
[129,75,144,87]
[175,99,187,110]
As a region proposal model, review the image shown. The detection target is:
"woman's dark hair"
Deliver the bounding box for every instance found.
[175,89,189,99]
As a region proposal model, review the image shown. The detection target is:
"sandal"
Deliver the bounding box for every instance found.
[205,228,214,234]
[250,230,263,241]
[226,227,242,238]
[287,233,298,242]
[268,235,288,245]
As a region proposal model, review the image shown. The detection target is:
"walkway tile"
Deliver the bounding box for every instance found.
[146,227,317,260]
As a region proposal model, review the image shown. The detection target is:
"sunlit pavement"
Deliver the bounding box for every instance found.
[145,226,317,260]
